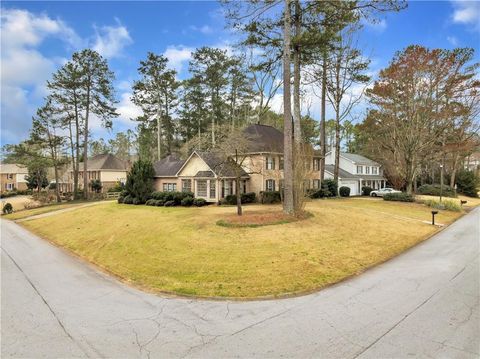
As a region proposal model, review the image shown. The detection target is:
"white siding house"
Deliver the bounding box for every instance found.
[324,150,387,196]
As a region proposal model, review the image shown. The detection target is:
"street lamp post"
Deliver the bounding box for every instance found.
[440,163,444,203]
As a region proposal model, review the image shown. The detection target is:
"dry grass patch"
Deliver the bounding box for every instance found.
[217,210,311,227]
[18,198,465,298]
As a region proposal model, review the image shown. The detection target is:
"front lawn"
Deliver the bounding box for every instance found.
[3,201,101,220]
[15,198,465,298]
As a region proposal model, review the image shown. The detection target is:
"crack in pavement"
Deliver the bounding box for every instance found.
[1,246,94,358]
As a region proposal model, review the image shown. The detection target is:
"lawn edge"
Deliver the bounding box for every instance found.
[7,209,470,302]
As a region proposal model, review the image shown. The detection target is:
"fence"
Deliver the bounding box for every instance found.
[105,192,121,200]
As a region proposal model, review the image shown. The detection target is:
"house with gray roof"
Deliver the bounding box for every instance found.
[152,124,386,201]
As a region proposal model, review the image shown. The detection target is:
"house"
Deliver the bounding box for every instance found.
[324,151,387,196]
[0,163,28,192]
[464,152,480,175]
[152,124,387,201]
[64,154,128,193]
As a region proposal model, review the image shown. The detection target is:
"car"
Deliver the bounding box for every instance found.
[370,188,401,197]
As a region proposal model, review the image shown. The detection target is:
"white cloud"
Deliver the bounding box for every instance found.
[451,0,480,29]
[117,92,142,124]
[189,24,213,34]
[447,35,459,46]
[163,45,194,73]
[92,20,132,58]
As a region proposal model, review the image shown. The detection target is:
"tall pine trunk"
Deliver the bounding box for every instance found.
[333,105,341,183]
[73,91,80,199]
[292,0,302,143]
[83,78,91,200]
[283,0,294,214]
[319,52,327,181]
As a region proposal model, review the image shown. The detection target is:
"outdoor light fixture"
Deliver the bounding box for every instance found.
[431,210,438,225]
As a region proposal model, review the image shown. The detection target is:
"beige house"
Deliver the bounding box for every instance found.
[153,124,387,201]
[63,154,128,193]
[0,163,28,192]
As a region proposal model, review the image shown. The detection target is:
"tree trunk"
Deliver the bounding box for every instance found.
[156,113,162,160]
[450,153,459,188]
[282,0,294,215]
[73,92,80,199]
[211,93,215,146]
[319,53,327,182]
[292,0,302,143]
[236,177,242,216]
[83,79,91,200]
[54,163,61,203]
[333,106,341,183]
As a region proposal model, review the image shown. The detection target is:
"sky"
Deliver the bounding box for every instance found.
[1,0,479,146]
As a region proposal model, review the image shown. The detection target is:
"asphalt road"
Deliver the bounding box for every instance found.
[1,208,479,358]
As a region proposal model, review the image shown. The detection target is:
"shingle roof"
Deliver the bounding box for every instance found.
[194,170,215,178]
[78,154,127,171]
[153,155,185,177]
[0,163,28,174]
[324,165,385,180]
[340,152,379,166]
[243,124,284,153]
[196,151,249,178]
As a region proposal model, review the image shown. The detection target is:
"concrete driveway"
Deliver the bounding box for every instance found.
[1,208,479,358]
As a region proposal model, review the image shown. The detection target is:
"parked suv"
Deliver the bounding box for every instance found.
[370,188,401,197]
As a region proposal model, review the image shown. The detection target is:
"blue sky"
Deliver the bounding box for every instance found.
[1,0,479,146]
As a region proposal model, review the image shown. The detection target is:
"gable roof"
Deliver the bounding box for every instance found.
[153,154,185,177]
[243,124,284,153]
[339,152,379,166]
[78,154,127,171]
[0,163,28,174]
[195,151,249,178]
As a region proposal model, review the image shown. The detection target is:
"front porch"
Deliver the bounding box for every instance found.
[180,177,250,203]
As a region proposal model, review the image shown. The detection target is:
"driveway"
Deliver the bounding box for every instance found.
[1,208,479,358]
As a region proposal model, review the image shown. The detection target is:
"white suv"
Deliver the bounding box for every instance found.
[370,188,401,197]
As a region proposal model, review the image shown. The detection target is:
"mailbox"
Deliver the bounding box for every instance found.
[431,211,438,225]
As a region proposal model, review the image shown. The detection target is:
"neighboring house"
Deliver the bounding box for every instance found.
[324,151,387,196]
[64,154,128,193]
[152,124,387,201]
[464,152,480,174]
[0,163,28,192]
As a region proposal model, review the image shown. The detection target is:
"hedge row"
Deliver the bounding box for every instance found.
[308,179,338,198]
[223,192,256,205]
[417,184,456,198]
[383,193,415,202]
[118,191,207,207]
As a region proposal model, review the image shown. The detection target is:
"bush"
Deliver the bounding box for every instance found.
[242,192,256,204]
[145,199,156,206]
[0,191,17,199]
[107,182,125,193]
[322,179,338,197]
[260,191,281,204]
[417,184,456,198]
[49,182,57,190]
[308,188,331,199]
[132,197,142,205]
[383,193,415,202]
[16,189,32,195]
[2,203,13,214]
[339,186,350,197]
[224,192,256,205]
[90,179,102,193]
[193,198,207,207]
[123,195,133,204]
[423,199,461,212]
[32,191,56,204]
[456,170,479,198]
[155,199,165,206]
[164,200,175,207]
[362,186,373,196]
[181,196,194,206]
[125,160,155,203]
[117,196,124,204]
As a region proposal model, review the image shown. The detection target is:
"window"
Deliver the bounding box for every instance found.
[163,183,177,192]
[222,180,232,197]
[266,156,275,170]
[303,180,310,189]
[313,158,320,171]
[182,179,192,192]
[312,179,321,189]
[279,156,284,170]
[8,173,13,179]
[279,179,284,190]
[209,180,216,199]
[6,183,13,190]
[372,167,378,175]
[197,180,207,197]
[365,166,370,174]
[266,179,276,191]
[356,165,363,174]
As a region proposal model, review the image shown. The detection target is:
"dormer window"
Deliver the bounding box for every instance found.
[356,165,363,174]
[365,166,370,174]
[372,167,378,175]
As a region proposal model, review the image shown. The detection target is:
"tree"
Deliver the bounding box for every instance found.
[31,99,66,202]
[364,45,477,193]
[132,53,179,160]
[179,77,210,142]
[90,179,103,194]
[189,47,231,146]
[89,138,109,156]
[26,165,49,192]
[325,27,370,182]
[108,131,136,161]
[124,160,155,203]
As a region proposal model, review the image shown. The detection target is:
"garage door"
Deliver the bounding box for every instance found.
[340,181,358,196]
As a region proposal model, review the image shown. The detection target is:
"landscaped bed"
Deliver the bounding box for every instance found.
[8,197,467,298]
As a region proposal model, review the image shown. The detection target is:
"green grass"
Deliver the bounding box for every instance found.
[18,198,465,298]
